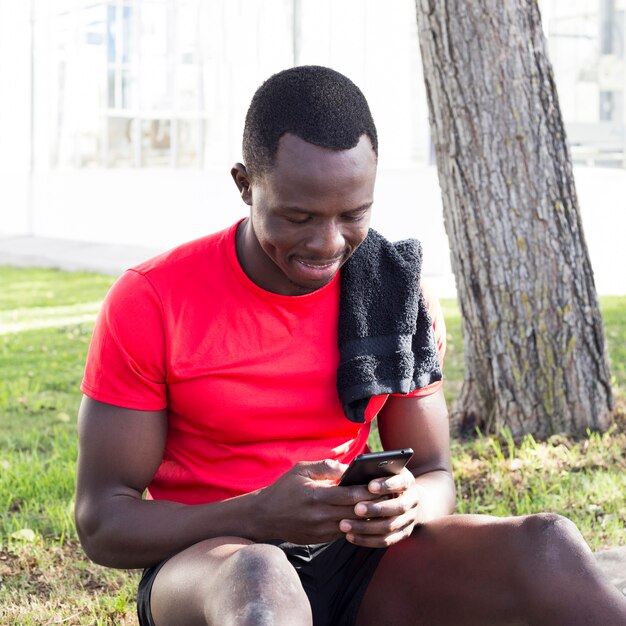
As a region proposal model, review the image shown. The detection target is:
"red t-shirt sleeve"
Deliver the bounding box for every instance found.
[81,269,167,410]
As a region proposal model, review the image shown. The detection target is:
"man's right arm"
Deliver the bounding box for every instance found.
[75,396,269,568]
[74,396,374,569]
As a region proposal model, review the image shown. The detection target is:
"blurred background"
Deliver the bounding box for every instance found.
[1,0,625,295]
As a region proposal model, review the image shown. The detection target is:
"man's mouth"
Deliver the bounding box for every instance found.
[293,257,343,281]
[296,258,342,269]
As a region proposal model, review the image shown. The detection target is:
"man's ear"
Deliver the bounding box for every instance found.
[231,163,253,206]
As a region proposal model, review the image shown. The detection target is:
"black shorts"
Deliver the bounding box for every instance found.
[137,539,387,626]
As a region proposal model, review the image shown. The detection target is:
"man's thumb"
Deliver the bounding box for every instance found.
[296,459,346,481]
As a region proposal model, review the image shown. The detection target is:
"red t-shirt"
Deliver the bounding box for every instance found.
[82,221,446,505]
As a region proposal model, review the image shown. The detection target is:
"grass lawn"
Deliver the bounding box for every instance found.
[1,267,625,625]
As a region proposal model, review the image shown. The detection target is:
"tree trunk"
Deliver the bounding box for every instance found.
[414,0,613,437]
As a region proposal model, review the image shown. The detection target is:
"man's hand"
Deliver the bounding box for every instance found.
[338,468,423,548]
[255,459,380,545]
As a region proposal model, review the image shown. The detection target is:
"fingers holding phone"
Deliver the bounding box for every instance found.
[337,449,424,548]
[340,473,423,547]
[256,458,381,544]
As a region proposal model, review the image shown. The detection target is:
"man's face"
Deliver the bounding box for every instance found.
[233,133,377,296]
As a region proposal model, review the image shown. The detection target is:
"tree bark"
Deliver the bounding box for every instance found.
[415,0,613,437]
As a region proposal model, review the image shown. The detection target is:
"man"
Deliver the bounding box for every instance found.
[75,66,626,626]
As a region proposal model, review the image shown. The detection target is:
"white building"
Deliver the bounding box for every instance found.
[1,0,625,294]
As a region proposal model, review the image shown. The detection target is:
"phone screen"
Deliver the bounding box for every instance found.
[338,448,414,486]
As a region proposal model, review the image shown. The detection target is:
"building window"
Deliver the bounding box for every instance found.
[33,0,210,169]
[30,0,626,171]
[546,0,626,167]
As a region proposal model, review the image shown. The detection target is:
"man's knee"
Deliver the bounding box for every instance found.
[513,513,594,585]
[220,543,300,593]
[214,543,310,625]
[153,541,311,626]
[519,513,591,557]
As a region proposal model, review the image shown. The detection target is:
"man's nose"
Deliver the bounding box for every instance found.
[305,221,345,258]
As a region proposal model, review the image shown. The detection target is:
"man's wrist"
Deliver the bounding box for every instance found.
[412,471,456,523]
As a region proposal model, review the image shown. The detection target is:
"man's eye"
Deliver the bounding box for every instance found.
[285,216,311,224]
[344,212,366,222]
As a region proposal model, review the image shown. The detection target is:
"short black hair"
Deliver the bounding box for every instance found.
[242,65,378,177]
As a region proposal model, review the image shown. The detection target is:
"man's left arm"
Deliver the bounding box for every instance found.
[379,389,456,522]
[339,389,456,547]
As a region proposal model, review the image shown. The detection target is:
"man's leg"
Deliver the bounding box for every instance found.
[357,513,626,626]
[150,536,312,626]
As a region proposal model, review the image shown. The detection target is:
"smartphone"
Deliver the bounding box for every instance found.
[338,448,414,486]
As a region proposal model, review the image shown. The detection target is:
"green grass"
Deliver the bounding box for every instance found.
[0,268,139,625]
[0,267,113,311]
[451,426,626,549]
[0,266,624,624]
[440,298,464,405]
[602,296,626,397]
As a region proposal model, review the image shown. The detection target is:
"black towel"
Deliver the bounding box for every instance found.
[337,229,443,423]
